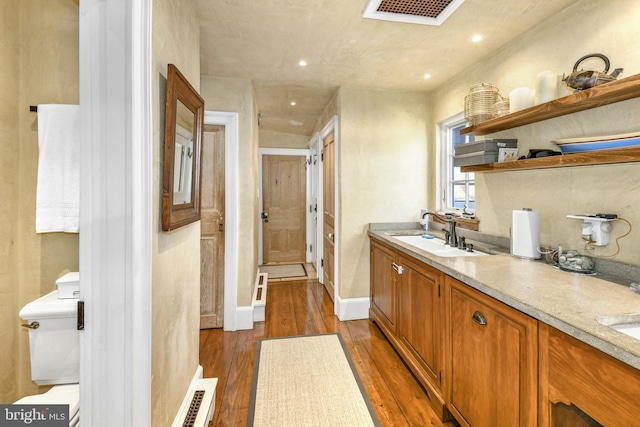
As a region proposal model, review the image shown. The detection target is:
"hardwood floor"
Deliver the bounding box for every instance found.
[199,278,459,427]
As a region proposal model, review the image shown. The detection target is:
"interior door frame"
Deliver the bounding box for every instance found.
[80,1,152,425]
[204,111,239,331]
[317,115,339,316]
[258,148,311,266]
[307,133,320,271]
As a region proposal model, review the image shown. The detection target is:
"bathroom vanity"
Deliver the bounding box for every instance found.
[369,227,640,427]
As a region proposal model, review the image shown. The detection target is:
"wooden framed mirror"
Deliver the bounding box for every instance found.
[162,64,205,231]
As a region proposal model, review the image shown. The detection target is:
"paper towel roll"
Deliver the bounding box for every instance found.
[511,209,541,259]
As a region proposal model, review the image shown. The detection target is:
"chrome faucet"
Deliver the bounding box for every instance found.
[422,212,458,247]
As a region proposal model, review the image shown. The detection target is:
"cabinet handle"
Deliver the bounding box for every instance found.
[472,311,487,325]
[391,262,404,275]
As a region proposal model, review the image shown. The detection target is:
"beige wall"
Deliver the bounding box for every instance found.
[429,0,640,265]
[0,0,80,403]
[259,129,310,148]
[200,76,259,307]
[0,0,20,403]
[151,0,201,424]
[333,87,430,299]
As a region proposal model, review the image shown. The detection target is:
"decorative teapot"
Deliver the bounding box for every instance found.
[563,53,623,91]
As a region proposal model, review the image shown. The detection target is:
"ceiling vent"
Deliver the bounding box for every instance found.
[362,0,465,26]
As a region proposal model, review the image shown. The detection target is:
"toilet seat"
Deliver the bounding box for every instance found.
[14,384,79,426]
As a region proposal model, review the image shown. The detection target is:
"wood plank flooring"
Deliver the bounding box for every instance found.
[199,278,459,427]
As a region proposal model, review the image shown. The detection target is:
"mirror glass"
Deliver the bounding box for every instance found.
[162,64,205,231]
[173,100,195,204]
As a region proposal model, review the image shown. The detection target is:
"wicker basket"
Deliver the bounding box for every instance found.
[464,83,500,125]
[492,95,510,118]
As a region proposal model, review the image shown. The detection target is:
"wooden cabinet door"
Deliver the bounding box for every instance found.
[539,323,640,427]
[369,239,396,334]
[398,254,442,387]
[445,277,538,427]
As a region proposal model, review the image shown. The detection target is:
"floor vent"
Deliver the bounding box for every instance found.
[182,390,206,427]
[173,377,218,427]
[362,0,465,26]
[252,272,268,322]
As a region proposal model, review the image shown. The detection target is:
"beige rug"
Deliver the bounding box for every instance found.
[247,333,380,427]
[259,263,307,279]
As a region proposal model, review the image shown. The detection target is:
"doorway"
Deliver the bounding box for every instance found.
[322,130,335,301]
[261,154,307,264]
[258,148,311,266]
[316,116,339,314]
[200,125,225,329]
[204,111,239,332]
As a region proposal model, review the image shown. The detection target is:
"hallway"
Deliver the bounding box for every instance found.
[199,278,459,426]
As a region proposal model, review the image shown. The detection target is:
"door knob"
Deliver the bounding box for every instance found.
[327,233,334,242]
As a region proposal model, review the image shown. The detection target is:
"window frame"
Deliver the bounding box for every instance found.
[438,112,475,214]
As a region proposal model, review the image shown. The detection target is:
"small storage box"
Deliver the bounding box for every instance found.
[55,272,79,299]
[454,138,518,167]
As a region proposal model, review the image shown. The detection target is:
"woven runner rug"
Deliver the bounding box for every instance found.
[247,333,380,427]
[259,263,307,279]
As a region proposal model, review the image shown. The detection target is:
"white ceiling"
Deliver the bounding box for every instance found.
[193,0,580,136]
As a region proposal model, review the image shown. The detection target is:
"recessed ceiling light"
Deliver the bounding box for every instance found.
[471,34,483,43]
[424,74,431,79]
[299,60,307,67]
[290,101,296,106]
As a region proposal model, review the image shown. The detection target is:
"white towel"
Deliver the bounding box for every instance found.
[36,104,80,233]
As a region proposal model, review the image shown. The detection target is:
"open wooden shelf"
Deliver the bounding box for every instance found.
[460,146,640,173]
[460,73,640,136]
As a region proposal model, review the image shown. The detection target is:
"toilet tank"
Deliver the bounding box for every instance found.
[19,291,79,385]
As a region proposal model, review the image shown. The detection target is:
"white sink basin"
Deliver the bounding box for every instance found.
[597,313,640,340]
[392,235,488,257]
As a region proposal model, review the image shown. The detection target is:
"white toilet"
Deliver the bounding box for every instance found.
[15,290,80,426]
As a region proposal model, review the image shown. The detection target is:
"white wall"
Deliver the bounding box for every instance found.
[259,129,309,148]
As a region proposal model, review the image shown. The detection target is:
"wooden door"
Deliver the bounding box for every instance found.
[322,132,335,301]
[200,125,225,329]
[262,155,306,264]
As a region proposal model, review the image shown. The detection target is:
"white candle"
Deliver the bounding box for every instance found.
[509,87,535,113]
[535,71,557,105]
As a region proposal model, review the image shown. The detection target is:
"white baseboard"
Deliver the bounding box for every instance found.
[336,296,370,321]
[236,306,254,330]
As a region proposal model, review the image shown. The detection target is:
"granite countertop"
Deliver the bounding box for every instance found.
[368,224,640,370]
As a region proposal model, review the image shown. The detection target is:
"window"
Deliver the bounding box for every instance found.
[440,113,475,212]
